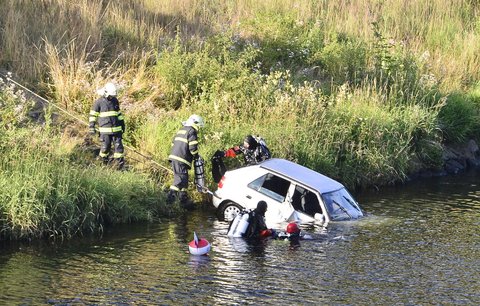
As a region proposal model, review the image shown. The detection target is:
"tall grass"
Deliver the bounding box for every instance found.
[0,87,177,240]
[0,0,479,236]
[1,0,479,90]
[0,127,177,240]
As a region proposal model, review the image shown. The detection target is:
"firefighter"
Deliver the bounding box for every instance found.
[167,114,205,204]
[89,82,125,169]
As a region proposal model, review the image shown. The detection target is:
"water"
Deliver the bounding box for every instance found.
[1,171,479,305]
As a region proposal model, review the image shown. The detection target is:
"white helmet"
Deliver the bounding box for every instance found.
[96,82,117,97]
[184,114,205,127]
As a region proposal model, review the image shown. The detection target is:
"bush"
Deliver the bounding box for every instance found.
[438,92,480,143]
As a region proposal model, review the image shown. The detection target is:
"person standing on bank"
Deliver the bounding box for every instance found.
[167,114,205,204]
[89,82,125,169]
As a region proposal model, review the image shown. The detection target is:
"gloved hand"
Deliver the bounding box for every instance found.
[224,148,236,158]
[89,127,97,135]
[260,229,273,238]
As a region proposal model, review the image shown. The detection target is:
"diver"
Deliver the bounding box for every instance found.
[276,222,313,241]
[228,201,275,239]
[211,135,271,183]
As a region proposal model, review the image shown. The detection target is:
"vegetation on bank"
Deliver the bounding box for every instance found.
[0,85,179,240]
[0,0,480,239]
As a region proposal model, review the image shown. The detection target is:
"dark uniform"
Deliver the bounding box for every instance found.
[89,96,125,167]
[244,201,272,239]
[167,124,200,203]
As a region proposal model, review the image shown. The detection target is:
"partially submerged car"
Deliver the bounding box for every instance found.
[212,158,363,226]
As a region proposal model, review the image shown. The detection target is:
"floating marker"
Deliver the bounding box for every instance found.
[188,232,211,256]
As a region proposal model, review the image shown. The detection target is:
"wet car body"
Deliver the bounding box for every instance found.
[212,158,363,227]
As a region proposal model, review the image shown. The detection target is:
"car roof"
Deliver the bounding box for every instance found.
[260,158,344,193]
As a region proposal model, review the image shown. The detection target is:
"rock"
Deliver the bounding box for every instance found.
[465,139,479,159]
[444,159,465,174]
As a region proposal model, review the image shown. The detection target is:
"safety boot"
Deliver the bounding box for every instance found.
[179,191,194,210]
[166,189,177,204]
[178,191,189,203]
[115,157,125,171]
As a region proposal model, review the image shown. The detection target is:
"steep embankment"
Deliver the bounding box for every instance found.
[1,1,480,240]
[0,73,181,240]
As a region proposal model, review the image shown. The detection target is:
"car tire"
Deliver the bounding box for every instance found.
[218,202,243,222]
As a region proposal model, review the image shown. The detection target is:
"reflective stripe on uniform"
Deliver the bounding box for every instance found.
[168,154,190,165]
[89,110,99,122]
[170,185,180,191]
[99,126,123,133]
[174,137,188,143]
[99,152,109,157]
[189,140,198,146]
[113,152,124,158]
[177,130,187,135]
[98,111,120,117]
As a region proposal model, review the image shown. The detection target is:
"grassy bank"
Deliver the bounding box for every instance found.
[0,0,480,239]
[0,86,178,240]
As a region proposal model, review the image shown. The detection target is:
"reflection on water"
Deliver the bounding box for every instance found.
[1,171,479,304]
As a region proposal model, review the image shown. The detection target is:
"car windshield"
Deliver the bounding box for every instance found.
[322,188,363,221]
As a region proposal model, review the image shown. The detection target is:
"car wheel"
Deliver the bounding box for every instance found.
[218,202,243,222]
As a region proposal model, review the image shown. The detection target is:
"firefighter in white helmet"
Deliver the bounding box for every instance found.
[89,82,125,169]
[167,114,205,204]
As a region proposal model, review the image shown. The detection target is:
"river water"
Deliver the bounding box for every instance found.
[1,171,479,305]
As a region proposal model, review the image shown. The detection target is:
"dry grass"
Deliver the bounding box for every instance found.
[0,0,478,92]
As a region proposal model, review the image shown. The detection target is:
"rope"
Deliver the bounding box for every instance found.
[0,71,173,174]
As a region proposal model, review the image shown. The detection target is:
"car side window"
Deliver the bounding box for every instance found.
[248,173,290,202]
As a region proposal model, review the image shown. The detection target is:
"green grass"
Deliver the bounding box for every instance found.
[0,87,179,240]
[0,127,178,240]
[0,0,480,240]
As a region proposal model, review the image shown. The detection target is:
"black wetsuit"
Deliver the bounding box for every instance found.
[243,209,268,238]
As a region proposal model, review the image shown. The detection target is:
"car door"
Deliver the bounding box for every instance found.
[246,172,295,226]
[288,183,326,223]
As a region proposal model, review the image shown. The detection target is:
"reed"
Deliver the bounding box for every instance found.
[0,86,177,240]
[0,128,176,240]
[1,0,478,90]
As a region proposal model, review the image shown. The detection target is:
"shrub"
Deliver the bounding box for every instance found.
[438,92,480,143]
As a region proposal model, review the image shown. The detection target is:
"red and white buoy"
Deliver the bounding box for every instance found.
[189,232,211,256]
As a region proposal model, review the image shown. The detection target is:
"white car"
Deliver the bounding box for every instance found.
[212,158,363,226]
